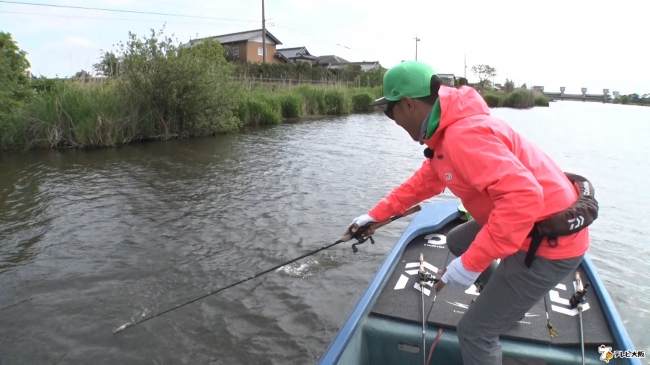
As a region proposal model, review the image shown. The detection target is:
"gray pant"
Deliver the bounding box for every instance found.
[446,220,584,365]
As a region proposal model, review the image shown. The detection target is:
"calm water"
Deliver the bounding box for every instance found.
[1,101,649,364]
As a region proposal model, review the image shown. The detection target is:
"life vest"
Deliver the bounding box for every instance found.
[524,172,599,267]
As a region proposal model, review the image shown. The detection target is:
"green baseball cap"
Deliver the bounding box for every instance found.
[371,60,437,106]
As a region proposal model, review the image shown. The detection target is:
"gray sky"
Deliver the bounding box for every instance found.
[1,0,647,95]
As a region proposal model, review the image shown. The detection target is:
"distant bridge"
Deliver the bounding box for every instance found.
[532,86,616,103]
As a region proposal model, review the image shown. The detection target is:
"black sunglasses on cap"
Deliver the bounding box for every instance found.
[384,101,398,120]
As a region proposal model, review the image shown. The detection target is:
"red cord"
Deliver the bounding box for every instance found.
[426,328,444,365]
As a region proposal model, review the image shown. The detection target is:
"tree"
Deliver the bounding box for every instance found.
[340,64,362,83]
[74,69,92,81]
[109,25,242,135]
[471,64,496,91]
[93,50,121,77]
[0,31,32,116]
[504,79,515,93]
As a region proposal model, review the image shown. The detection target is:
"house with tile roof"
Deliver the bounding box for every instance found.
[313,55,382,71]
[185,29,284,64]
[316,55,350,65]
[184,29,384,74]
[275,47,318,65]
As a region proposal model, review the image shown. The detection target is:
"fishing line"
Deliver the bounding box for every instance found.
[423,250,450,365]
[112,205,421,334]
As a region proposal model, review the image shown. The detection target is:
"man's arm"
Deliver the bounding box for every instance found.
[449,128,545,273]
[368,159,446,222]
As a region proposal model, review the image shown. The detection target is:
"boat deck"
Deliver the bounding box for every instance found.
[370,217,614,348]
[320,201,639,365]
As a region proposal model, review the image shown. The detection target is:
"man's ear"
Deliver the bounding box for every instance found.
[402,96,415,114]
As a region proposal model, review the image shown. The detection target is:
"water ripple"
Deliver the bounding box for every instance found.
[1,104,649,363]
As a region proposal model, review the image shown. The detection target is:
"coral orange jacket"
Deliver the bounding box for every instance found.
[368,85,589,273]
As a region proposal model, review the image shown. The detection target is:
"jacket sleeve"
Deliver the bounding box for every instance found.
[449,128,545,273]
[368,160,446,222]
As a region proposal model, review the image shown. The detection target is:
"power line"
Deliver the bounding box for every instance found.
[130,0,249,18]
[274,24,380,60]
[0,10,258,25]
[0,1,384,62]
[0,0,259,23]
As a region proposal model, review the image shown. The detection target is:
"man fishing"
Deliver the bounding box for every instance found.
[345,61,593,365]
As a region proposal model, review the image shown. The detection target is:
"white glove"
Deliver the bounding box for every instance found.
[441,256,481,290]
[350,214,376,228]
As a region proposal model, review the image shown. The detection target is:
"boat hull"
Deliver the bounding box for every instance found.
[319,200,639,365]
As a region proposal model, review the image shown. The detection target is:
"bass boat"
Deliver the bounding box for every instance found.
[319,200,640,365]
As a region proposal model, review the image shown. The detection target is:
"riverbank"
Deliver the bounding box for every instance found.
[0,80,552,152]
[612,93,650,106]
[0,79,383,151]
[0,28,547,152]
[481,89,549,108]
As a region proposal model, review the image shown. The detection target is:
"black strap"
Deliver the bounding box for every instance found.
[525,226,559,268]
[524,228,543,268]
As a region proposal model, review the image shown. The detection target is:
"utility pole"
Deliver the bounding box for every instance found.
[414,35,420,61]
[464,54,467,79]
[262,0,267,63]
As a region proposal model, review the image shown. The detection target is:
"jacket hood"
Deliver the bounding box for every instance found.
[424,85,491,147]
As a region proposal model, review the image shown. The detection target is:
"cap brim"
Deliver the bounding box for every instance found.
[370,97,388,106]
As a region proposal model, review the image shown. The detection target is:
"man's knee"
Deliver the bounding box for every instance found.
[456,313,474,342]
[457,311,502,365]
[446,220,481,257]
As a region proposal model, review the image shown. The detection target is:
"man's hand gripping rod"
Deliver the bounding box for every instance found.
[344,205,422,253]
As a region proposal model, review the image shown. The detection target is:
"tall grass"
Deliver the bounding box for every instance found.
[480,89,549,109]
[11,81,130,149]
[1,77,382,150]
[2,78,548,151]
[234,84,380,125]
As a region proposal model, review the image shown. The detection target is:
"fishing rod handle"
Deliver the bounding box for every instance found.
[342,205,422,242]
[369,205,422,231]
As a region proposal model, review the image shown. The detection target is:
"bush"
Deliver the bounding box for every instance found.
[242,98,282,125]
[232,62,386,87]
[482,93,503,108]
[277,92,303,118]
[112,27,242,137]
[351,92,374,112]
[323,89,350,115]
[480,90,546,109]
[295,85,326,115]
[534,96,549,107]
[502,90,533,109]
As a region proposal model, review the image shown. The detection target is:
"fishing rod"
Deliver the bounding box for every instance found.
[417,252,441,365]
[418,252,437,364]
[423,250,450,365]
[569,271,590,365]
[112,205,422,334]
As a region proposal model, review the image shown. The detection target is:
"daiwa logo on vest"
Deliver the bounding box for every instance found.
[582,182,590,196]
[568,215,585,230]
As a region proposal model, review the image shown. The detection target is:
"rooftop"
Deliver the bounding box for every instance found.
[317,55,350,64]
[276,47,317,60]
[189,28,283,46]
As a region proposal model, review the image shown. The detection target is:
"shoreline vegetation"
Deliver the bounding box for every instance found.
[2,28,549,152]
